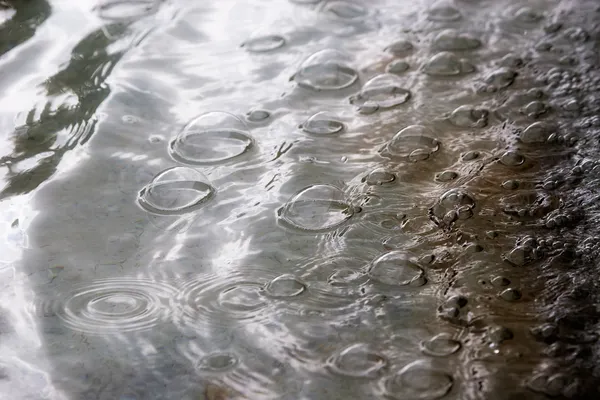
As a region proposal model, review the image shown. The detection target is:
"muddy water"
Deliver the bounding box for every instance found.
[0,0,600,399]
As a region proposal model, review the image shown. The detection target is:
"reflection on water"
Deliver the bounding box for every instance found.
[1,0,600,399]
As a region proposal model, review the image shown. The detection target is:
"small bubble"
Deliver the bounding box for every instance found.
[197,352,238,372]
[301,112,344,135]
[385,40,414,56]
[522,101,548,118]
[327,343,388,379]
[499,151,525,167]
[364,168,396,185]
[385,125,439,159]
[520,122,554,144]
[514,7,543,23]
[432,29,481,51]
[386,60,410,74]
[321,1,367,20]
[491,276,511,287]
[485,68,517,89]
[488,326,514,343]
[350,74,411,111]
[499,288,522,301]
[368,251,425,286]
[242,35,286,52]
[502,180,519,190]
[263,274,306,298]
[420,334,461,357]
[293,49,358,91]
[431,188,477,224]
[462,150,480,161]
[246,109,270,122]
[428,1,462,21]
[385,360,453,399]
[435,171,458,182]
[446,295,468,308]
[448,105,488,128]
[423,52,475,76]
[465,243,483,253]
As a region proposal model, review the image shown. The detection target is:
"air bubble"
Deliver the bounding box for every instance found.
[327,343,388,379]
[321,1,367,20]
[432,29,481,51]
[278,185,356,232]
[420,334,461,357]
[169,112,253,165]
[499,151,525,167]
[137,167,215,216]
[520,122,554,144]
[431,188,476,224]
[364,168,396,185]
[263,275,307,298]
[385,40,414,56]
[301,112,344,135]
[435,171,458,182]
[350,74,411,111]
[499,288,522,301]
[246,109,270,122]
[293,49,358,91]
[448,105,488,128]
[368,251,425,286]
[514,7,543,23]
[197,352,238,372]
[423,52,475,76]
[241,35,286,52]
[385,360,453,399]
[485,68,517,89]
[386,60,410,74]
[385,125,439,160]
[428,1,462,21]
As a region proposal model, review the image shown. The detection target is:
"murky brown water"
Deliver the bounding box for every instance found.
[1,0,600,398]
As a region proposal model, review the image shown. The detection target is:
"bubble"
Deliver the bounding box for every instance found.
[169,112,253,165]
[522,101,548,118]
[385,125,439,160]
[462,150,480,161]
[428,1,461,21]
[423,52,475,76]
[197,352,239,372]
[300,112,344,135]
[485,68,517,89]
[246,109,270,122]
[368,251,426,286]
[364,168,396,185]
[448,105,488,128]
[385,39,414,56]
[349,74,411,111]
[321,1,367,20]
[386,60,410,74]
[385,360,453,399]
[263,275,307,298]
[96,0,157,21]
[327,343,388,379]
[491,276,511,287]
[499,288,522,301]
[446,295,467,308]
[514,7,543,23]
[241,35,286,52]
[499,151,525,167]
[278,185,356,232]
[420,334,461,357]
[520,122,554,144]
[432,29,481,51]
[563,27,589,43]
[488,326,513,343]
[431,188,476,224]
[293,49,358,91]
[56,278,178,335]
[137,167,214,216]
[177,272,271,329]
[435,171,458,182]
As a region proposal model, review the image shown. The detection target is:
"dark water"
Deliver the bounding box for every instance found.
[1,0,600,399]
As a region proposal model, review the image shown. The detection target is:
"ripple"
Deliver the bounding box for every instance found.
[423,52,475,76]
[368,251,426,286]
[95,0,157,21]
[448,105,488,128]
[177,271,271,329]
[300,112,344,135]
[385,125,439,160]
[420,334,461,357]
[293,49,358,91]
[242,35,286,53]
[432,29,481,51]
[263,275,307,298]
[278,185,356,232]
[384,360,453,399]
[56,278,177,335]
[327,343,388,379]
[349,74,411,112]
[430,188,476,225]
[169,112,253,165]
[137,167,214,216]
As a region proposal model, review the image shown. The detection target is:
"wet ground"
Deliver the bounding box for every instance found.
[1,0,600,399]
